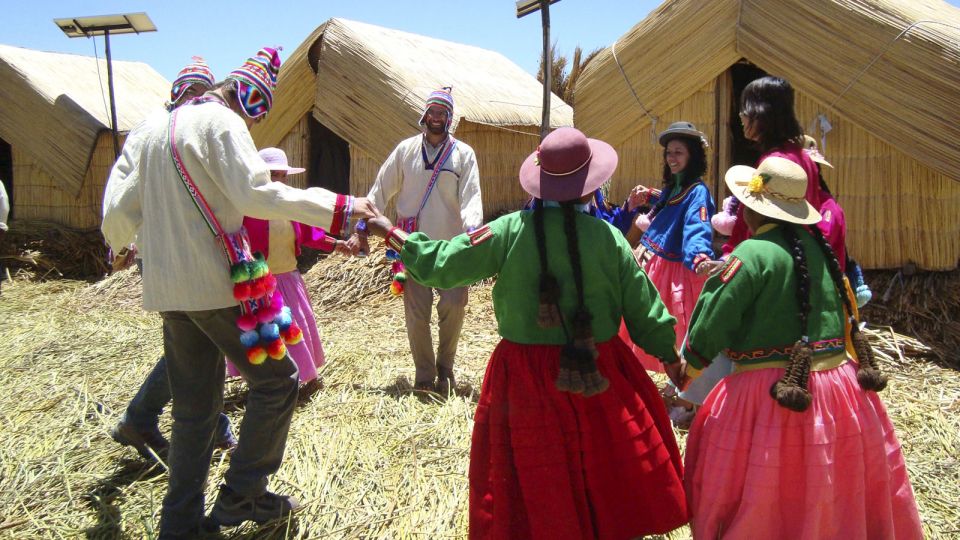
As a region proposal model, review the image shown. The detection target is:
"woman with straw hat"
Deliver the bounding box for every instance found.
[225,147,344,391]
[365,127,689,538]
[618,121,719,380]
[681,156,922,538]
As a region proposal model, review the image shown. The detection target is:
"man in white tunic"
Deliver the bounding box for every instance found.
[358,87,482,393]
[102,47,377,538]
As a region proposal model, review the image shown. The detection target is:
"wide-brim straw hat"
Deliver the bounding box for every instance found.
[259,147,305,175]
[725,156,821,225]
[658,121,708,147]
[802,135,833,168]
[519,127,618,201]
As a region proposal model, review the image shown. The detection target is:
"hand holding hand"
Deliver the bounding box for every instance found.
[343,234,369,257]
[695,259,724,276]
[111,245,137,272]
[627,185,650,211]
[663,358,689,391]
[365,215,395,239]
[352,197,380,220]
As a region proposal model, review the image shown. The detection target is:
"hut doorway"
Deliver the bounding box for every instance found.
[307,117,350,194]
[0,137,11,219]
[729,61,767,169]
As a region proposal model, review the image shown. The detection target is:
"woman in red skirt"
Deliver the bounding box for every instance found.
[367,127,689,538]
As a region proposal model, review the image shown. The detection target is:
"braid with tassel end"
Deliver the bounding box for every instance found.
[809,227,887,391]
[770,224,813,411]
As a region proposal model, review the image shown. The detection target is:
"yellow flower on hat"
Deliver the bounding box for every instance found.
[747,173,771,194]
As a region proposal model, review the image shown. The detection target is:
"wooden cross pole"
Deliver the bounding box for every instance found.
[517,0,560,140]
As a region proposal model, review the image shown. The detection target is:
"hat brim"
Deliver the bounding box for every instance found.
[266,165,305,175]
[725,165,821,225]
[659,128,705,147]
[807,151,833,169]
[519,138,618,201]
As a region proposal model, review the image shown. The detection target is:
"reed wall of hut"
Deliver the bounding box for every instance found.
[12,131,124,230]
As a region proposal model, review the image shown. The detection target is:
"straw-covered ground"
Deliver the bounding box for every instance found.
[0,248,958,539]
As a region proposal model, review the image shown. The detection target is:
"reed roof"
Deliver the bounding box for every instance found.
[253,18,572,158]
[575,0,960,181]
[0,44,169,194]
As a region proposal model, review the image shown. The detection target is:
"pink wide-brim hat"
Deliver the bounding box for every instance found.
[258,147,305,174]
[519,127,618,201]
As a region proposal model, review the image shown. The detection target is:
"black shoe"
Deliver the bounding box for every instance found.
[111,421,168,460]
[214,420,238,452]
[207,484,299,527]
[413,379,436,392]
[436,367,456,396]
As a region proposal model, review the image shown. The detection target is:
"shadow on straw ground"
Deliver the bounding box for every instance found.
[83,458,165,538]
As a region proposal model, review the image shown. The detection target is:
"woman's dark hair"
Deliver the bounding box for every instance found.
[740,76,804,152]
[531,198,608,396]
[770,223,887,411]
[649,135,707,220]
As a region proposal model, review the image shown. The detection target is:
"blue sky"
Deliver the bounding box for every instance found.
[5,1,960,82]
[4,1,661,81]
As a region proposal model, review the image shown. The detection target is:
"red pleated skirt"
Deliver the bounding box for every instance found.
[685,362,923,539]
[469,337,689,539]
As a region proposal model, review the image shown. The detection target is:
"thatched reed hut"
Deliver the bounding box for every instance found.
[574,0,960,270]
[0,44,169,229]
[251,18,573,218]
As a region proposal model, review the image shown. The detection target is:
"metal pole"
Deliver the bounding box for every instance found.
[540,0,551,141]
[103,29,121,158]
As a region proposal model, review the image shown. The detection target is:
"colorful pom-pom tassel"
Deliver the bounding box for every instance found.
[390,280,404,296]
[262,273,277,295]
[394,271,406,283]
[231,263,251,283]
[233,282,252,301]
[385,249,400,261]
[259,322,280,342]
[248,279,266,300]
[237,313,258,332]
[240,329,261,348]
[257,305,279,323]
[281,325,303,345]
[247,346,268,365]
[267,339,286,360]
[276,311,293,330]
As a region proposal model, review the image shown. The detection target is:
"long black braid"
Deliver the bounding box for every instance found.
[808,226,887,391]
[553,202,608,396]
[770,224,814,411]
[533,199,562,328]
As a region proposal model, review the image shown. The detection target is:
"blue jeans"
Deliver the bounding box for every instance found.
[122,356,233,443]
[158,307,298,537]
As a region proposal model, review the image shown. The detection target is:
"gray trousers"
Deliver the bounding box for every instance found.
[159,307,298,536]
[402,279,468,383]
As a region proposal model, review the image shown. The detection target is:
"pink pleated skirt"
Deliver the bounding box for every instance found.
[685,361,922,539]
[619,255,706,373]
[227,270,326,384]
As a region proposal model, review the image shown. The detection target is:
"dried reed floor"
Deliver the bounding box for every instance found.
[0,270,957,539]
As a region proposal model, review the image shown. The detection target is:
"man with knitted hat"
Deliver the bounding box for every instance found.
[108,58,239,466]
[103,47,379,538]
[352,87,482,394]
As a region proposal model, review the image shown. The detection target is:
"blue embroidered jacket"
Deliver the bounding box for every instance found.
[640,179,716,271]
[591,191,640,235]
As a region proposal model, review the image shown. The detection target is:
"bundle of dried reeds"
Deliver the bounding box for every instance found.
[1,219,108,280]
[862,269,960,368]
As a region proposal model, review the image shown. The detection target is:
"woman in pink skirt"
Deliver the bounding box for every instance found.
[681,156,922,538]
[227,148,340,386]
[619,122,719,373]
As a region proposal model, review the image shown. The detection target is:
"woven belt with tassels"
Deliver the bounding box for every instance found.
[733,351,849,374]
